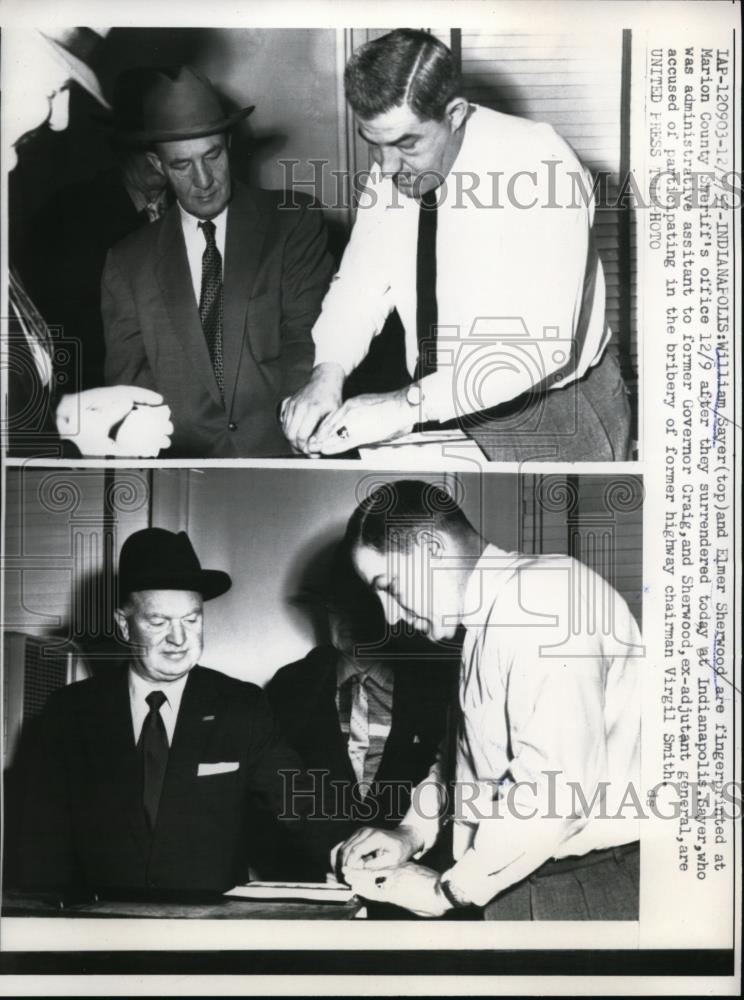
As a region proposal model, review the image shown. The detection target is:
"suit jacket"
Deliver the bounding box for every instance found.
[30,168,150,392]
[102,182,334,458]
[257,646,455,878]
[14,664,328,895]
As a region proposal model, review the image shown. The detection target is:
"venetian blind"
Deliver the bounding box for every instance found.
[520,474,643,627]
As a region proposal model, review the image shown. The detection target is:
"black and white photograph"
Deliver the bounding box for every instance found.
[3,466,643,920]
[3,20,638,462]
[0,1,740,996]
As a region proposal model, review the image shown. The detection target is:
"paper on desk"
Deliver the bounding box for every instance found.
[358,429,484,468]
[224,880,353,903]
[362,429,469,449]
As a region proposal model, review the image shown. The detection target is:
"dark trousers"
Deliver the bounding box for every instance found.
[462,348,633,462]
[482,842,640,921]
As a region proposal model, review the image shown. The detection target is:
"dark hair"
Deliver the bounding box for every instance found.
[345,479,474,555]
[344,29,461,122]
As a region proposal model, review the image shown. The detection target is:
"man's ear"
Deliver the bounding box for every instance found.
[114,608,130,642]
[445,96,470,134]
[145,150,165,177]
[417,528,444,559]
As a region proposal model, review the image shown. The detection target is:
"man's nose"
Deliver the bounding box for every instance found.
[166,620,185,645]
[382,596,405,628]
[379,147,403,177]
[48,89,70,132]
[192,161,213,190]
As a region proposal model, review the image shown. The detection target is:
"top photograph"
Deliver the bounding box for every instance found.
[3,25,639,463]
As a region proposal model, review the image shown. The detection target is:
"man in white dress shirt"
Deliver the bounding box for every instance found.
[334,480,642,919]
[282,29,632,461]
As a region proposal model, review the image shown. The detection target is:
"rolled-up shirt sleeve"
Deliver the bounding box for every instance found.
[312,180,396,375]
[443,623,609,907]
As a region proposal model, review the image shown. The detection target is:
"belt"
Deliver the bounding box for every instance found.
[529,841,639,881]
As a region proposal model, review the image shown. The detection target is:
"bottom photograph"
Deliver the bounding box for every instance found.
[2,467,643,923]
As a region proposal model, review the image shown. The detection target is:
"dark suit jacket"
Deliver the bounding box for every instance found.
[30,168,150,392]
[258,646,455,879]
[14,664,328,895]
[102,182,334,457]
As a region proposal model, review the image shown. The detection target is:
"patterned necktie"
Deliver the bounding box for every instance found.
[414,186,439,381]
[138,690,169,832]
[347,675,370,788]
[198,219,225,395]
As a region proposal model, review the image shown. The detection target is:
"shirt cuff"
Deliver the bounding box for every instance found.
[419,370,459,423]
[441,848,497,908]
[312,336,356,377]
[400,786,447,857]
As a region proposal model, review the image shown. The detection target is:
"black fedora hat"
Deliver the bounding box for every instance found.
[126,65,254,145]
[119,528,231,601]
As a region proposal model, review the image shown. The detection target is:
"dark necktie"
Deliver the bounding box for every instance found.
[138,690,169,832]
[198,219,225,395]
[414,187,439,381]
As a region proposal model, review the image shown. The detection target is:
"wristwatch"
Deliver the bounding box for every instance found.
[406,381,428,421]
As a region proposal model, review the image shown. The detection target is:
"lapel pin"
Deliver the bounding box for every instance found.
[202,715,215,722]
[413,734,421,744]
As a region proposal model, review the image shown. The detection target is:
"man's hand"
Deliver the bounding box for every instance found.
[346,862,452,918]
[280,363,345,455]
[55,386,173,457]
[308,388,415,455]
[332,824,424,875]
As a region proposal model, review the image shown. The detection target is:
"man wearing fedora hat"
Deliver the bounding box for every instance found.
[31,66,172,392]
[102,66,334,458]
[14,527,327,895]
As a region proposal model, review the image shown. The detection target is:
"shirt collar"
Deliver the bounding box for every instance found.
[462,543,521,631]
[128,665,190,715]
[336,655,394,692]
[178,201,228,237]
[441,102,478,189]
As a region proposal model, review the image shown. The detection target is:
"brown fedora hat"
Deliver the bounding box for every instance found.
[126,65,254,145]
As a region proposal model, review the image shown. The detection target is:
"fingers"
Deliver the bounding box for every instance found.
[309,405,355,455]
[345,867,390,900]
[119,386,165,406]
[340,828,396,871]
[337,826,379,871]
[291,402,333,455]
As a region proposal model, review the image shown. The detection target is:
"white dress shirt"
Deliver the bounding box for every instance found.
[313,105,611,422]
[402,545,642,907]
[129,667,190,746]
[178,203,228,306]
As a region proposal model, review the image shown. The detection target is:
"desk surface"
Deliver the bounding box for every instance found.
[2,892,363,920]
